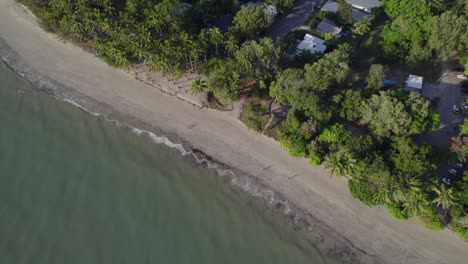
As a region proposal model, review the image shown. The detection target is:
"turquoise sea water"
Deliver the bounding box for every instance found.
[0,63,339,264]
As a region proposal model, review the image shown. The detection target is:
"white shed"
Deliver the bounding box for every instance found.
[407,75,423,90]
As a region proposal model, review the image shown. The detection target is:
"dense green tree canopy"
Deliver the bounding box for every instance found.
[367,64,387,90]
[207,38,280,101]
[304,45,351,93]
[232,5,272,37]
[361,90,438,137]
[270,69,332,121]
[428,10,468,61]
[380,0,445,63]
[361,92,412,137]
[234,38,281,89]
[389,137,436,176]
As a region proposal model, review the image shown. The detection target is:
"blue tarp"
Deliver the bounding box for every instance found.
[382,78,396,85]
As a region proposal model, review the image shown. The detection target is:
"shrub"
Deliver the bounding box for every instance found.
[453,225,468,240]
[278,131,308,157]
[318,124,351,150]
[308,144,323,165]
[348,179,378,206]
[386,202,408,220]
[241,104,268,132]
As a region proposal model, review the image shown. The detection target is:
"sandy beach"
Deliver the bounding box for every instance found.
[0,0,467,263]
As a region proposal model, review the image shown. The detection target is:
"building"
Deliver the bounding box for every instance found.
[352,9,370,22]
[406,75,423,91]
[345,0,381,13]
[321,0,339,13]
[317,19,342,36]
[296,34,327,55]
[321,0,371,22]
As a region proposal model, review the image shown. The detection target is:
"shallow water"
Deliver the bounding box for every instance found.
[0,63,339,264]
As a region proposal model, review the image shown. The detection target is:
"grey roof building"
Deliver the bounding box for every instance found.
[321,0,339,13]
[317,19,342,36]
[352,9,370,22]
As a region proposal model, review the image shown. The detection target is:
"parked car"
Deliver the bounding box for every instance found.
[453,104,461,113]
[442,177,451,185]
[448,161,463,169]
[458,74,468,80]
[448,168,458,175]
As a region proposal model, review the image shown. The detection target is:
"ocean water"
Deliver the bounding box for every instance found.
[0,63,339,264]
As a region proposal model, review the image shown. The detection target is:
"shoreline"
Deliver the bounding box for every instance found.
[0,41,373,264]
[1,1,467,263]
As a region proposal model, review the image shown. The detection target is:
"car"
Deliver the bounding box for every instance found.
[458,74,468,80]
[448,168,458,175]
[448,161,463,169]
[442,177,451,185]
[453,104,461,113]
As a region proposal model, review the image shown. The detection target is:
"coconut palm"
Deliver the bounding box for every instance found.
[402,192,428,217]
[224,35,239,55]
[323,151,356,178]
[352,16,372,35]
[191,78,208,95]
[209,27,224,54]
[432,184,457,210]
[393,175,423,202]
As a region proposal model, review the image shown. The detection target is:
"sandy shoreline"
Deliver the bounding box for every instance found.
[0,1,467,263]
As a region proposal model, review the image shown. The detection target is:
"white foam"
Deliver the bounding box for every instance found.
[61,97,295,219]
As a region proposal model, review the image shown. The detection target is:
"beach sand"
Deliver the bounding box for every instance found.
[0,1,467,263]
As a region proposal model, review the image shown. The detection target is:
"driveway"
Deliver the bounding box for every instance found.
[268,0,323,40]
[416,69,464,151]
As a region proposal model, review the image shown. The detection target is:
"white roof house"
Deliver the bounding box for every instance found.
[321,0,339,13]
[407,75,423,90]
[345,0,381,13]
[296,34,327,54]
[317,19,342,36]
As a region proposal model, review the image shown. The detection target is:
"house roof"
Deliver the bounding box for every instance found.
[352,9,370,22]
[407,75,423,89]
[317,19,342,35]
[345,0,380,12]
[321,0,339,13]
[212,14,234,32]
[296,34,327,54]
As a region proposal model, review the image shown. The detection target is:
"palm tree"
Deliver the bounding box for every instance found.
[402,192,428,217]
[323,151,356,178]
[224,35,239,55]
[352,16,372,35]
[432,184,457,210]
[209,27,224,54]
[191,78,208,95]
